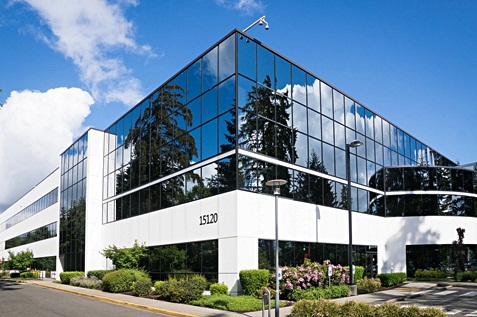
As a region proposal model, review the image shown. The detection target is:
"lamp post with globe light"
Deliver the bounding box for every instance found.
[265,179,287,317]
[346,140,363,292]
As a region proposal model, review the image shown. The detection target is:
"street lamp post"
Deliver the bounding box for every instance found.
[265,179,287,317]
[346,140,363,289]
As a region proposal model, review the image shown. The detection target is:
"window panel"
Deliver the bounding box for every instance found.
[308,109,321,140]
[366,138,375,162]
[237,75,255,110]
[188,60,201,101]
[367,161,376,187]
[375,143,384,166]
[175,70,187,104]
[307,76,320,113]
[219,76,235,115]
[397,129,405,155]
[219,110,235,153]
[321,115,334,145]
[188,97,201,129]
[334,122,345,150]
[374,115,383,144]
[333,90,344,124]
[218,34,235,82]
[382,119,391,148]
[345,97,355,130]
[202,87,218,123]
[357,156,367,185]
[356,104,365,135]
[203,46,218,92]
[321,82,333,118]
[309,138,322,167]
[293,102,307,133]
[257,45,274,86]
[365,109,374,139]
[202,119,218,160]
[390,124,398,151]
[238,35,256,81]
[335,147,346,179]
[292,65,306,105]
[275,55,291,93]
[295,131,307,167]
[322,142,335,176]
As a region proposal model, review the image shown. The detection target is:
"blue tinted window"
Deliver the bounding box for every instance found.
[238,35,256,80]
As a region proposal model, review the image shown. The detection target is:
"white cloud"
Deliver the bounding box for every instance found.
[215,0,265,15]
[20,0,153,106]
[0,88,93,212]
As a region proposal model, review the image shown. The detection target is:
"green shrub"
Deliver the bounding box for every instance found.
[102,269,149,293]
[154,280,165,291]
[354,266,364,282]
[291,299,446,317]
[457,270,477,282]
[289,285,349,301]
[87,270,113,280]
[20,271,34,278]
[156,275,208,303]
[191,294,285,312]
[210,283,228,295]
[131,277,153,297]
[239,269,269,296]
[344,265,364,282]
[376,272,406,286]
[59,271,84,284]
[70,276,103,289]
[357,277,381,293]
[414,268,445,279]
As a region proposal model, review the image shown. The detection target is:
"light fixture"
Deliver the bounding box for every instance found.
[243,15,269,33]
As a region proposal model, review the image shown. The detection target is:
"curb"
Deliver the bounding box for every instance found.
[30,282,200,317]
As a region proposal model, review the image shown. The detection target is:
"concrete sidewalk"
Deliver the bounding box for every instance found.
[22,279,455,317]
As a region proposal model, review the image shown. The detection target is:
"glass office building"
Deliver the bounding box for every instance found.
[2,29,476,293]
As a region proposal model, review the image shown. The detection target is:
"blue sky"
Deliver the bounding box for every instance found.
[1,0,476,212]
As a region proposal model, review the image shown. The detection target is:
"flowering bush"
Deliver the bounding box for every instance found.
[280,259,349,299]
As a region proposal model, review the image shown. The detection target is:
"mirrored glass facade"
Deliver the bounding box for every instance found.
[60,133,88,272]
[102,30,476,222]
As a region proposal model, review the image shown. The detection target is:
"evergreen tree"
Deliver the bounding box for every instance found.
[238,75,297,194]
[119,83,199,212]
[206,105,239,194]
[295,150,335,206]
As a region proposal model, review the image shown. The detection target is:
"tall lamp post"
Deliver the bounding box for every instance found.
[265,179,287,317]
[346,140,363,290]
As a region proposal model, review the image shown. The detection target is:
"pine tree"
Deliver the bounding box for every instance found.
[238,75,297,194]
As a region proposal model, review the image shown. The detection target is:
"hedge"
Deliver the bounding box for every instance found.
[289,285,350,301]
[156,275,208,303]
[376,272,406,287]
[87,270,113,280]
[291,299,446,317]
[239,269,269,296]
[59,271,84,284]
[210,283,228,295]
[102,269,149,293]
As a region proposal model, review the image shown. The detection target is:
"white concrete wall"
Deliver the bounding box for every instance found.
[96,189,477,292]
[84,129,106,274]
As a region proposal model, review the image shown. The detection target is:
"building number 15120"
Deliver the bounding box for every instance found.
[199,213,218,225]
